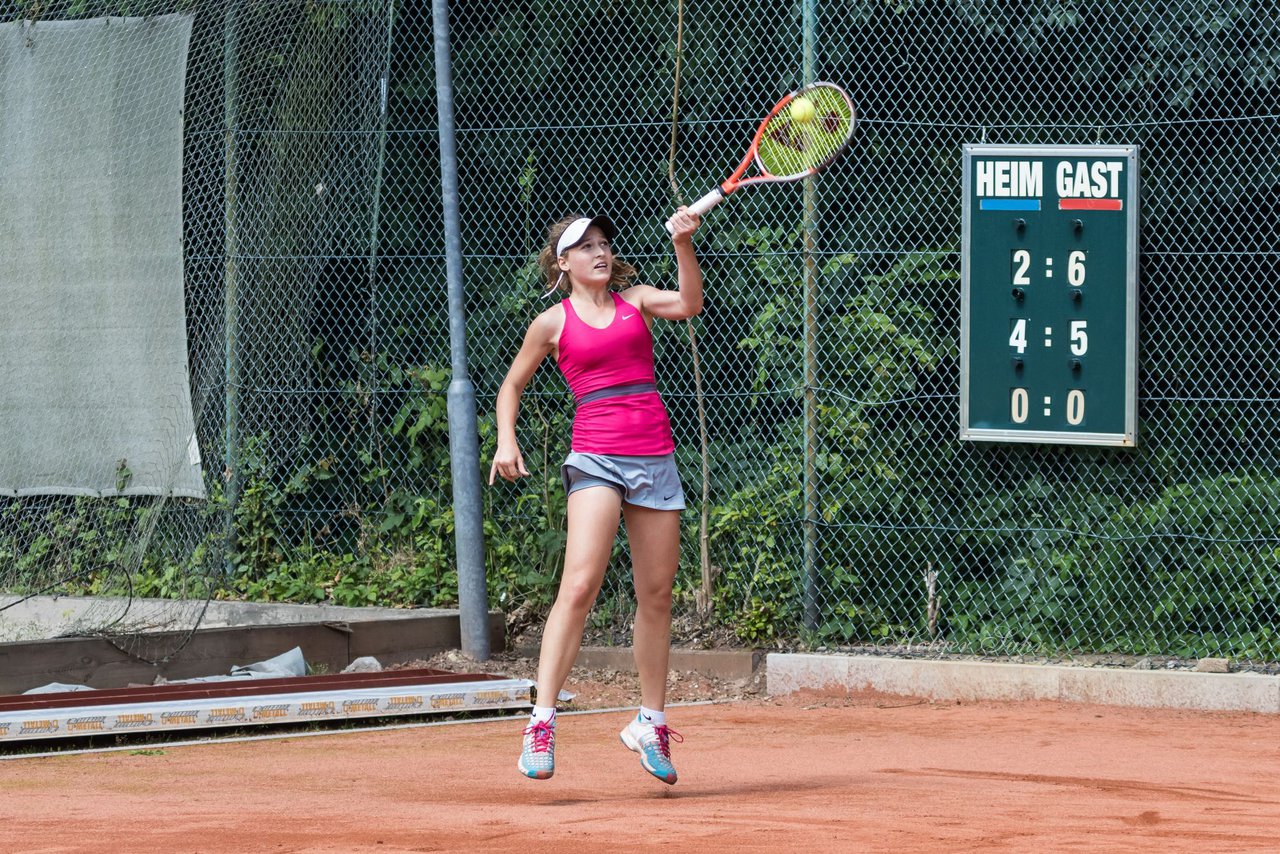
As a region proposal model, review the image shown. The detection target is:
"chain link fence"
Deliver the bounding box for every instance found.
[3,0,1278,663]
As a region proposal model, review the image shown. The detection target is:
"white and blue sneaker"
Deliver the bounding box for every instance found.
[518,719,556,780]
[619,715,682,784]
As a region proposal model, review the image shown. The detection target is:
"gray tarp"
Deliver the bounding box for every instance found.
[0,15,203,498]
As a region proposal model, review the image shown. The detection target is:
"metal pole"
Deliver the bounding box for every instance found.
[366,2,395,505]
[800,0,820,632]
[223,2,242,575]
[432,0,490,660]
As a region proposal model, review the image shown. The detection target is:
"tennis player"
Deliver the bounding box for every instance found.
[489,208,704,784]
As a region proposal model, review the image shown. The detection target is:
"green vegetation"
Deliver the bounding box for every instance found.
[3,0,1279,661]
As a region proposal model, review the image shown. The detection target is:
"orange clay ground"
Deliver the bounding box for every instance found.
[3,680,1278,853]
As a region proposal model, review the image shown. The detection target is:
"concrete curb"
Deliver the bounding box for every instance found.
[0,596,453,642]
[766,653,1280,714]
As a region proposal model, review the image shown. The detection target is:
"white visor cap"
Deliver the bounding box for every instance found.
[556,215,618,256]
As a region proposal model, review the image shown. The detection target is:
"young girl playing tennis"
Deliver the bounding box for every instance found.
[489,208,704,784]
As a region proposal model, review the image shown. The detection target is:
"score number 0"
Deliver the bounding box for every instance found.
[1008,249,1089,427]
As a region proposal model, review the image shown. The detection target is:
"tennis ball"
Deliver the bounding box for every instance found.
[791,96,816,123]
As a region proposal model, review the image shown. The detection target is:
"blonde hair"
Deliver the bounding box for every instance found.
[537,214,637,296]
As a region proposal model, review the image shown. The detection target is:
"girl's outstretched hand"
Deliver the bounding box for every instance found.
[489,443,530,484]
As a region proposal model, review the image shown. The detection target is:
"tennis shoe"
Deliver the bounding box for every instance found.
[518,719,556,780]
[619,717,682,784]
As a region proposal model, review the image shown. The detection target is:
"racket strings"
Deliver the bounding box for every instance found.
[756,85,854,179]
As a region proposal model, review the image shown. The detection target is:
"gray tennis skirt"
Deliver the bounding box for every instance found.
[561,452,686,511]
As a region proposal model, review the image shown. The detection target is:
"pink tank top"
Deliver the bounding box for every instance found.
[556,292,675,455]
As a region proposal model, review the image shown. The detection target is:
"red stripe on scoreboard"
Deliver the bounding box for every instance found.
[1058,198,1123,210]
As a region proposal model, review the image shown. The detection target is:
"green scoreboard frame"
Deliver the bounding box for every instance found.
[960,144,1140,447]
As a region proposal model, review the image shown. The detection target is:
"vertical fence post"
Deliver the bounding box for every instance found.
[432,0,490,660]
[800,0,820,633]
[222,1,241,574]
[366,2,395,506]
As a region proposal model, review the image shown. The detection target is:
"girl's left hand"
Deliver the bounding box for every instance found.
[666,206,701,241]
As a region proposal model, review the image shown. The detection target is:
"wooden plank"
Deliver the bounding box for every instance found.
[0,624,350,694]
[347,612,504,665]
[159,624,352,680]
[0,636,153,694]
[0,613,497,695]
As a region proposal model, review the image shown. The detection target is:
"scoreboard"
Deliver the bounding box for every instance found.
[960,144,1140,447]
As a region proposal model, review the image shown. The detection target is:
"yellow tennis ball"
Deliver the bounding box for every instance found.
[791,96,816,123]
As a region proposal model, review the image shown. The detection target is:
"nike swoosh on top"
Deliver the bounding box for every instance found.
[621,313,635,320]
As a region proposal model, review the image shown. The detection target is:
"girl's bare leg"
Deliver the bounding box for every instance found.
[622,504,681,710]
[534,486,623,706]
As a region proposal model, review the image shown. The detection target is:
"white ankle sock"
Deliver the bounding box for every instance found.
[530,705,557,725]
[638,706,666,726]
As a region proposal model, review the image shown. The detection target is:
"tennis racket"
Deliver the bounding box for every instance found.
[668,82,856,231]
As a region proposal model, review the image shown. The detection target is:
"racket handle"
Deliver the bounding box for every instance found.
[687,188,725,216]
[665,188,725,233]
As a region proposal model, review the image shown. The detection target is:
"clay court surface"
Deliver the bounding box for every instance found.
[3,686,1278,853]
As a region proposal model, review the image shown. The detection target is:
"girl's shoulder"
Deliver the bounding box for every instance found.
[534,300,567,321]
[529,301,567,339]
[617,284,654,305]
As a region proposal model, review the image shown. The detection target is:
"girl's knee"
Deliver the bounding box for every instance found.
[634,582,674,612]
[556,578,601,613]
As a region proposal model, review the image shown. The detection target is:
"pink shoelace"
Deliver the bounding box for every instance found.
[522,720,555,754]
[652,725,684,759]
